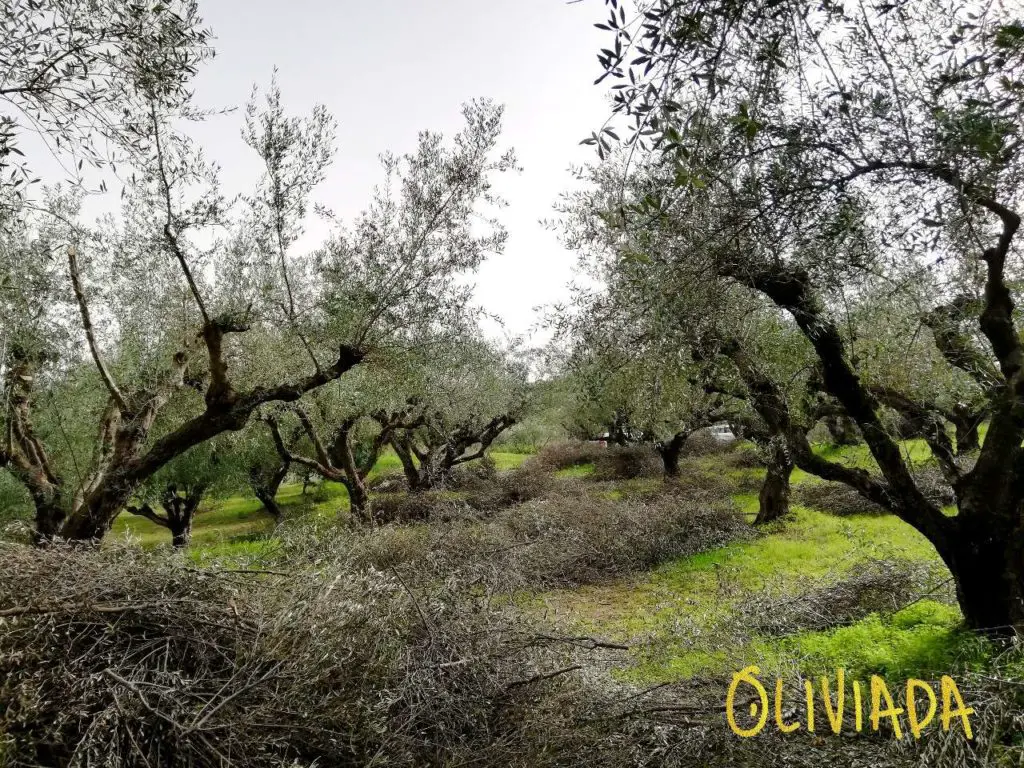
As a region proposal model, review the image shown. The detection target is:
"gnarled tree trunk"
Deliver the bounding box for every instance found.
[720,254,1024,632]
[341,477,371,522]
[936,507,1024,632]
[656,431,689,479]
[951,406,983,454]
[127,483,208,549]
[607,410,632,446]
[250,460,289,521]
[4,337,364,543]
[754,437,794,525]
[389,414,517,493]
[391,435,427,492]
[267,406,420,524]
[30,490,66,544]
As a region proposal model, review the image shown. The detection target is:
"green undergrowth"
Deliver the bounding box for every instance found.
[814,437,933,471]
[750,600,988,680]
[535,437,958,681]
[534,436,990,685]
[491,452,530,471]
[542,501,962,685]
[555,463,596,478]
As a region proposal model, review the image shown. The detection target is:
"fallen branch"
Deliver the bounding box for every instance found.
[533,633,630,651]
[504,664,583,691]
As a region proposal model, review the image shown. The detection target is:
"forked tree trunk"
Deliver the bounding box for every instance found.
[391,436,491,492]
[31,493,66,544]
[755,439,794,525]
[657,431,689,480]
[251,461,289,521]
[387,415,516,494]
[940,508,1024,632]
[343,477,372,523]
[169,519,191,549]
[10,341,364,543]
[391,438,426,492]
[160,485,206,549]
[266,408,424,524]
[62,482,136,541]
[126,484,206,549]
[720,259,1024,632]
[397,458,449,493]
[254,489,285,521]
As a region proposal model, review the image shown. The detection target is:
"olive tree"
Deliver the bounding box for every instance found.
[231,427,293,522]
[557,151,823,519]
[555,304,736,478]
[1,27,513,544]
[590,0,1024,630]
[0,71,366,543]
[386,337,529,492]
[125,440,224,548]
[264,363,425,523]
[0,0,211,200]
[261,102,518,517]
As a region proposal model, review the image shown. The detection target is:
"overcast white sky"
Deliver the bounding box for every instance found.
[169,0,612,341]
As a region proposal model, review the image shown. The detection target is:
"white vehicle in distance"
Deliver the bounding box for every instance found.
[708,423,736,443]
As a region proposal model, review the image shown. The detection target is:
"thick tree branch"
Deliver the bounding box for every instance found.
[67,245,128,413]
[450,414,516,466]
[868,385,963,486]
[829,157,1021,230]
[59,345,364,540]
[715,320,949,544]
[294,407,333,469]
[923,298,1002,392]
[126,502,169,528]
[73,397,121,510]
[200,314,251,408]
[265,415,342,482]
[2,347,64,537]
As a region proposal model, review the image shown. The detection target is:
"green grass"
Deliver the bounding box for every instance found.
[189,534,284,567]
[543,500,955,685]
[110,436,984,687]
[367,450,404,478]
[109,493,277,547]
[555,463,595,478]
[814,438,933,471]
[751,601,989,680]
[532,436,989,684]
[491,452,530,471]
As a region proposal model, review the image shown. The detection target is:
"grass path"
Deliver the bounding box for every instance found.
[540,442,986,684]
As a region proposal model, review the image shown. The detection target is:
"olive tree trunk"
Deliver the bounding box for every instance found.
[754,438,794,525]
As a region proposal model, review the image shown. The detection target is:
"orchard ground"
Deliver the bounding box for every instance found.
[111,438,999,689]
[10,436,1023,767]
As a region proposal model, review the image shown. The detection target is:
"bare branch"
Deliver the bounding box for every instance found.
[67,245,128,413]
[126,503,169,528]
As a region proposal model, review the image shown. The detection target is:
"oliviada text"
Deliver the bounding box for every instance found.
[725,666,974,739]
